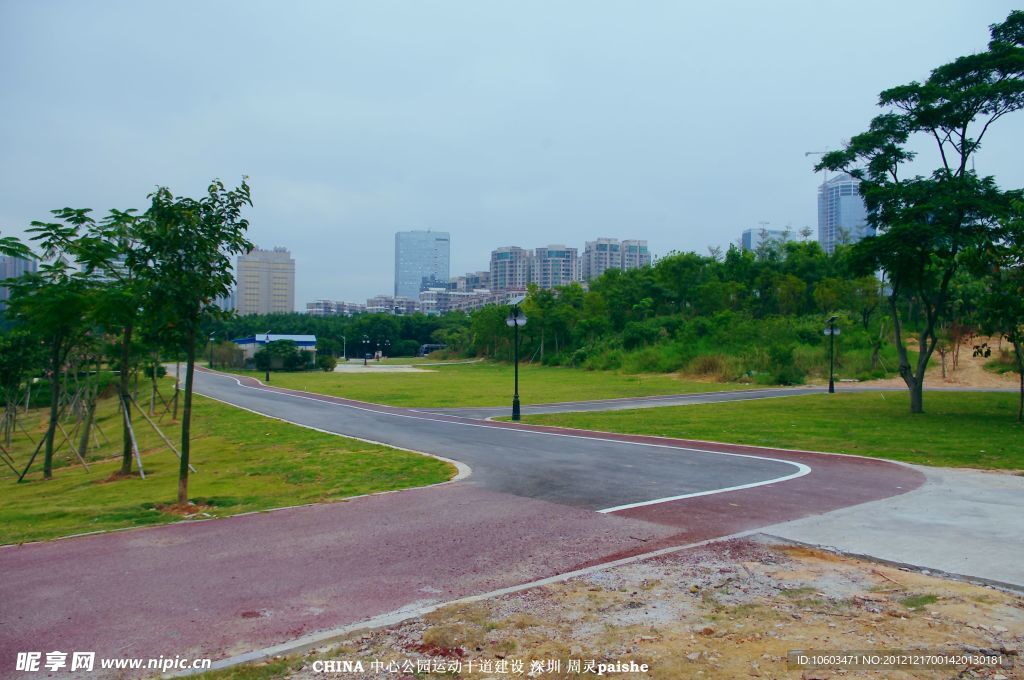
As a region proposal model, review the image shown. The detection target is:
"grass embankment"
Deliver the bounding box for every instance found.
[0,384,454,545]
[228,361,750,408]
[520,391,1023,470]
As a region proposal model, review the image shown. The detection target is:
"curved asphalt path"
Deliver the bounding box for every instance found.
[191,371,806,510]
[0,370,925,676]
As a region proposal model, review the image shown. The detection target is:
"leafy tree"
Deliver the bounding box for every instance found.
[818,10,1024,413]
[258,339,304,372]
[0,329,43,447]
[72,208,148,475]
[316,354,338,372]
[253,347,272,373]
[8,216,98,479]
[140,179,253,504]
[972,202,1024,420]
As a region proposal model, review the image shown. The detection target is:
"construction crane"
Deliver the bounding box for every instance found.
[805,150,830,188]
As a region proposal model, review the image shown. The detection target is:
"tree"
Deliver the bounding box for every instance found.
[7,216,97,479]
[316,354,338,372]
[973,201,1024,420]
[819,11,1024,413]
[140,179,253,504]
[73,208,148,475]
[0,329,42,449]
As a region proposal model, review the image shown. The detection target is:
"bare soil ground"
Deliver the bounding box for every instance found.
[858,336,1019,390]
[245,538,1023,679]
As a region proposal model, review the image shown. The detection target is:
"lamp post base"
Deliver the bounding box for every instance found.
[828,379,835,394]
[512,395,521,421]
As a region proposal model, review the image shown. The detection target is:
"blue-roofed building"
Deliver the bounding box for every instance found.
[231,334,316,360]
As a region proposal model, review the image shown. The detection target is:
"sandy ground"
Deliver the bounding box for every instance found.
[236,538,1022,680]
[852,336,1019,390]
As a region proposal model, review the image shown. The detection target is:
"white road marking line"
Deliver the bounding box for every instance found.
[195,389,472,482]
[194,372,813,510]
[596,463,810,513]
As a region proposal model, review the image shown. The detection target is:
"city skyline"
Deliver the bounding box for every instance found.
[394,230,450,298]
[2,2,1021,305]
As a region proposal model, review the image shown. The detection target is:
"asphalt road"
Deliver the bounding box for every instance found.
[190,370,806,511]
[0,371,925,675]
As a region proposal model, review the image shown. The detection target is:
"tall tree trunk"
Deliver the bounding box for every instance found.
[172,359,180,421]
[909,379,924,415]
[178,332,197,505]
[77,387,95,462]
[119,324,134,474]
[43,340,61,479]
[150,352,158,417]
[889,296,920,412]
[1014,338,1024,423]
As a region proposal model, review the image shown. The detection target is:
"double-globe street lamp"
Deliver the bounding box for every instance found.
[824,315,840,394]
[506,301,528,421]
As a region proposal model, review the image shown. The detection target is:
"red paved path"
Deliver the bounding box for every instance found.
[0,380,925,676]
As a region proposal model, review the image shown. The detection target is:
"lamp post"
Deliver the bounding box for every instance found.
[264,331,271,383]
[362,335,369,366]
[208,333,215,369]
[824,315,839,393]
[506,304,528,420]
[341,335,347,362]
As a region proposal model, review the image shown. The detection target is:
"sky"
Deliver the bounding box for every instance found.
[2,1,1022,307]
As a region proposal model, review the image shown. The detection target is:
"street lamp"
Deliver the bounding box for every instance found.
[824,315,840,394]
[264,330,271,383]
[362,335,369,366]
[208,332,215,370]
[341,335,347,361]
[506,303,528,421]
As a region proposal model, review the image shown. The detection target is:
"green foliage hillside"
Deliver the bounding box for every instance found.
[213,239,907,385]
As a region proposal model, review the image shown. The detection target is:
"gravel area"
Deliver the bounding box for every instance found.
[224,537,1024,679]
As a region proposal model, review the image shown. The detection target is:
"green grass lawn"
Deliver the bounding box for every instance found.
[228,361,751,407]
[520,391,1023,470]
[0,384,454,545]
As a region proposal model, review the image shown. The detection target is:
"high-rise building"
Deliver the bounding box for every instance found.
[531,245,580,289]
[394,231,450,299]
[740,228,791,251]
[449,271,490,292]
[818,173,871,254]
[621,240,652,270]
[235,247,295,316]
[0,255,38,309]
[577,238,655,282]
[489,246,532,291]
[581,238,622,282]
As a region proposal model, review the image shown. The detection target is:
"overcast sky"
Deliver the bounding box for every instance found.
[2,1,1022,306]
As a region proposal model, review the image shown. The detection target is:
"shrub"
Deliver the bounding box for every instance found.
[317,355,338,372]
[688,354,725,377]
[772,364,806,385]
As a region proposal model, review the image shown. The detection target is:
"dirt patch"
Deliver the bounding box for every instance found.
[239,538,1022,679]
[154,501,216,518]
[858,336,1019,390]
